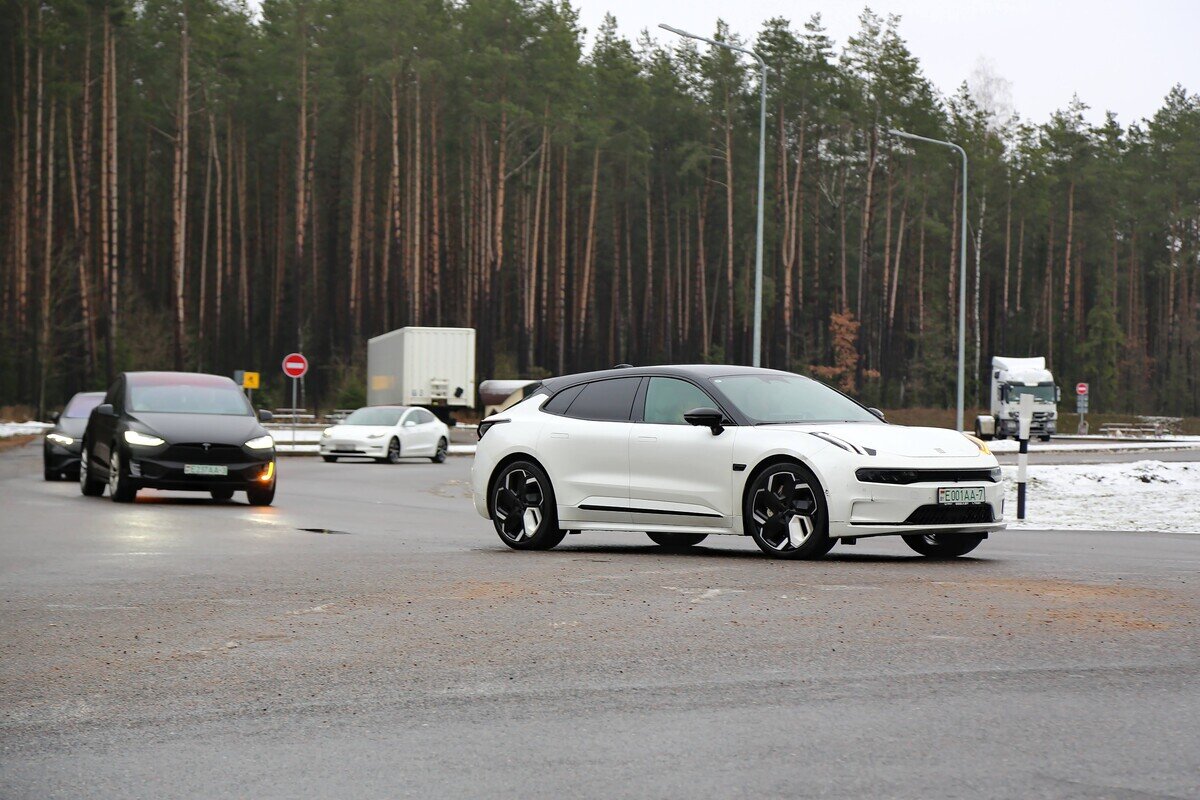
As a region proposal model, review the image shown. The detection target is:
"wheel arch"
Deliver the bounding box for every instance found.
[486,451,555,517]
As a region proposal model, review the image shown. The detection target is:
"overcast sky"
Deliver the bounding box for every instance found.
[573,0,1199,126]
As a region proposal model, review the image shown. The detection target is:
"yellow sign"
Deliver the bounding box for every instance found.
[242,371,260,389]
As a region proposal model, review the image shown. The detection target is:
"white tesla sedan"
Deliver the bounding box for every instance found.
[320,406,450,464]
[471,365,1005,559]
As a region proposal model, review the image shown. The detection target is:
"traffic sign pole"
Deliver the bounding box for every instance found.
[1075,382,1089,435]
[281,354,309,454]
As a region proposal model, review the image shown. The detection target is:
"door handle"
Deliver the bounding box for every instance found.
[550,432,569,439]
[636,435,657,443]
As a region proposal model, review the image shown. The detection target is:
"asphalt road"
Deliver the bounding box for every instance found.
[1,443,1197,799]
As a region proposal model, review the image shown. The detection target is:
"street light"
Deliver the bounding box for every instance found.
[887,128,968,432]
[660,23,768,367]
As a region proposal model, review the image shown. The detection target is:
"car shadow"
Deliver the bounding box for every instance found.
[540,542,993,565]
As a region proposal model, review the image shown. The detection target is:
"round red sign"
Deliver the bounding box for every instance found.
[1075,382,1089,396]
[282,352,309,379]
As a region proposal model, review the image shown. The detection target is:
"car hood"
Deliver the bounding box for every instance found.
[327,425,395,441]
[770,422,982,459]
[130,412,264,446]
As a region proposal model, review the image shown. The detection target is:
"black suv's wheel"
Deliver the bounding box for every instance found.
[108,447,137,503]
[79,446,105,496]
[491,461,566,551]
[902,532,985,558]
[647,532,708,550]
[246,483,275,506]
[744,462,834,559]
[431,437,448,463]
[210,489,234,501]
[322,455,338,463]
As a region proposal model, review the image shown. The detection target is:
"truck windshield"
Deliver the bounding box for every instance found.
[1009,385,1056,403]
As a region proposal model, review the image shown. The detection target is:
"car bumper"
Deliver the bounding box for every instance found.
[828,479,1005,538]
[320,440,389,457]
[44,441,83,473]
[127,451,275,491]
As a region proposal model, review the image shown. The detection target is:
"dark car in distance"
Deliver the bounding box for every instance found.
[43,391,106,480]
[79,372,277,505]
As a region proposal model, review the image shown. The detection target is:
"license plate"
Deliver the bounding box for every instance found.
[938,486,985,505]
[184,464,228,476]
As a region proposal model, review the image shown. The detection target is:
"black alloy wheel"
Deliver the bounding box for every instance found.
[902,532,985,558]
[79,446,105,496]
[384,438,402,464]
[491,461,566,551]
[646,532,708,550]
[745,462,833,559]
[431,438,448,463]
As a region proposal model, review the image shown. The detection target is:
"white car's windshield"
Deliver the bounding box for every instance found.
[343,407,404,426]
[712,374,879,424]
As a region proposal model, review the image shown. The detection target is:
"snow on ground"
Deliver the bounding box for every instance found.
[0,421,51,438]
[1002,460,1200,534]
[989,435,1200,454]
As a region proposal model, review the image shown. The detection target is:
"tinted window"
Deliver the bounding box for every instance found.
[345,407,404,426]
[63,394,103,418]
[542,384,584,415]
[712,374,878,424]
[643,378,716,424]
[564,378,640,422]
[416,409,437,424]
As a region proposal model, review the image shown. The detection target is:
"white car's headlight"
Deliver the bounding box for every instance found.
[321,427,333,439]
[124,430,165,447]
[245,435,275,450]
[46,432,74,446]
[366,434,385,439]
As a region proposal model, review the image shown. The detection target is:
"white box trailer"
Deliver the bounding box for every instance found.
[367,327,476,417]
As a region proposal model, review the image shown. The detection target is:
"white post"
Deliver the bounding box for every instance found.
[291,377,298,453]
[1016,393,1034,520]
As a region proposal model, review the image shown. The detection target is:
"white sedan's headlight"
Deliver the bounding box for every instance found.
[124,430,165,447]
[46,432,74,446]
[245,435,275,450]
[962,433,992,455]
[366,434,385,439]
[321,427,333,439]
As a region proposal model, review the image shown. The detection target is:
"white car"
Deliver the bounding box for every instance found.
[320,406,450,464]
[471,365,1005,559]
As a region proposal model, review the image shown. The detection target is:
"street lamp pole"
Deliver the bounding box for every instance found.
[887,129,968,432]
[660,23,768,367]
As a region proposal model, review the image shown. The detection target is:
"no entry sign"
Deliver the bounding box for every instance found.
[1075,382,1089,396]
[282,353,309,379]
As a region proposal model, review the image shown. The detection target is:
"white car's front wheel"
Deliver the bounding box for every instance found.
[745,462,833,560]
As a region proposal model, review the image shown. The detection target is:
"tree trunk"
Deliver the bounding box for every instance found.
[171,14,190,370]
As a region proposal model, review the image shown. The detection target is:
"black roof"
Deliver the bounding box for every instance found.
[540,364,795,392]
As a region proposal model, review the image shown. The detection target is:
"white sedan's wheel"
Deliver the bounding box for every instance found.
[745,463,833,560]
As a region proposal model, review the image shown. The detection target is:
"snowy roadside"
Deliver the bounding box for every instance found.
[0,421,51,438]
[1002,460,1200,534]
[989,435,1200,454]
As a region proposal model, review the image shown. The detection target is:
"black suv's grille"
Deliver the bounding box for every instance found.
[903,504,995,525]
[162,443,245,464]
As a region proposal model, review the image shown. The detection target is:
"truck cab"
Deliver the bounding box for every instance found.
[975,356,1060,441]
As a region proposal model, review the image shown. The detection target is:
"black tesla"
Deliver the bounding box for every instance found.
[43,391,106,480]
[79,371,277,505]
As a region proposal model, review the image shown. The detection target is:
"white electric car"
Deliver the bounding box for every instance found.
[320,406,450,464]
[471,365,1005,559]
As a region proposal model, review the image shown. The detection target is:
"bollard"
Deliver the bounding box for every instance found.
[1016,393,1034,520]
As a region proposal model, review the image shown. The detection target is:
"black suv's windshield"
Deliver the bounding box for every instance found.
[712,374,879,424]
[343,407,404,426]
[129,382,253,416]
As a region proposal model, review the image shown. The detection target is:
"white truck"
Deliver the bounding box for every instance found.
[367,327,475,422]
[974,356,1060,441]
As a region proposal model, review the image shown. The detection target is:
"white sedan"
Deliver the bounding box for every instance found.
[320,406,449,464]
[471,365,1005,559]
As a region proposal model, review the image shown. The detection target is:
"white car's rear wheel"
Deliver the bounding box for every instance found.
[745,462,833,559]
[491,461,566,551]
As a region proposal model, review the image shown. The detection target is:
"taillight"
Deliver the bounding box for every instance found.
[478,419,510,440]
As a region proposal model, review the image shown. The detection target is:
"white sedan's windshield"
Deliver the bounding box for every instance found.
[344,407,404,426]
[712,374,879,424]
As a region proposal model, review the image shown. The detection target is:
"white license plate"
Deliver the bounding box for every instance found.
[184,464,228,476]
[937,486,986,505]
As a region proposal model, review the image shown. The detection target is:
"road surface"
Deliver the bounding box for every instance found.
[1,443,1197,799]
